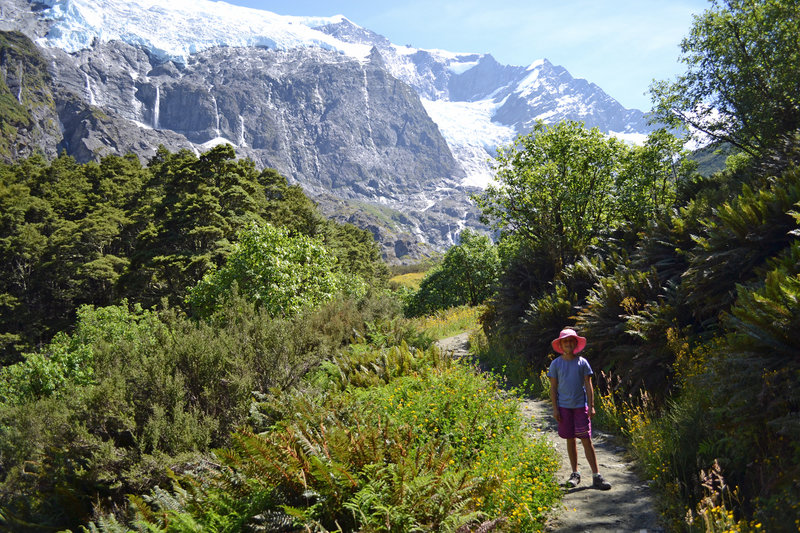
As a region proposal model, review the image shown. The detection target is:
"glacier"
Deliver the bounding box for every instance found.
[37,0,373,63]
[34,0,653,190]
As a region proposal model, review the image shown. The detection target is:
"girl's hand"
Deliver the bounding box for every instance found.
[588,406,595,419]
[553,409,561,422]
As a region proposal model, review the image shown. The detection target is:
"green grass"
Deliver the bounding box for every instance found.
[411,305,482,340]
[390,271,426,289]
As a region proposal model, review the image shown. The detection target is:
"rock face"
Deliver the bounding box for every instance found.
[46,41,464,200]
[2,0,658,262]
[316,19,655,187]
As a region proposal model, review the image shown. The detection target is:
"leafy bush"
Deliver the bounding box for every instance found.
[405,230,499,317]
[102,347,560,533]
[0,292,394,530]
[681,166,800,323]
[188,223,366,318]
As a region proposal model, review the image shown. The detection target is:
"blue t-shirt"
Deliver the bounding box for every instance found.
[547,355,593,409]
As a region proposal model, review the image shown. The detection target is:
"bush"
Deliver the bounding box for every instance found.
[187,223,366,318]
[405,230,499,317]
[101,350,561,533]
[0,291,397,530]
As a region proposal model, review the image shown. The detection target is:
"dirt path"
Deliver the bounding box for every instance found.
[436,333,664,532]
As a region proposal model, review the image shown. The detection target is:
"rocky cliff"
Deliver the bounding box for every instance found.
[1,0,658,262]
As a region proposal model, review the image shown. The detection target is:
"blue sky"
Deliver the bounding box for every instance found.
[223,0,709,111]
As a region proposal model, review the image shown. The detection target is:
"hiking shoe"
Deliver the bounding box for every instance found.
[567,472,581,487]
[592,473,611,490]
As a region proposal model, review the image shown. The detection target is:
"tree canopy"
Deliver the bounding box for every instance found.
[0,146,387,361]
[405,229,500,316]
[475,121,687,271]
[187,223,366,318]
[650,0,800,155]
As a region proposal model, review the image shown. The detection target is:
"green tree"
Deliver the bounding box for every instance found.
[476,120,626,270]
[259,167,321,236]
[256,168,389,287]
[406,230,499,316]
[0,154,136,360]
[616,129,694,226]
[320,221,391,288]
[0,162,52,360]
[187,223,365,318]
[650,0,800,156]
[125,145,269,307]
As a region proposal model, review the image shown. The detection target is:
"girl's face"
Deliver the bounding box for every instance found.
[560,337,577,354]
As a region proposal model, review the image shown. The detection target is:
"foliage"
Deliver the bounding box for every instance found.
[105,348,560,533]
[476,8,800,523]
[477,236,557,359]
[0,301,158,406]
[476,121,626,270]
[320,219,391,288]
[518,256,608,365]
[588,240,800,530]
[405,230,500,317]
[0,147,387,361]
[477,123,685,270]
[575,263,669,393]
[123,145,275,308]
[650,0,800,156]
[0,153,143,361]
[389,257,440,277]
[615,129,695,227]
[468,328,538,394]
[0,291,398,530]
[681,165,800,323]
[187,223,366,318]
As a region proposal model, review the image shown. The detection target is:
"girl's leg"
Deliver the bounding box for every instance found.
[580,437,599,474]
[566,437,578,471]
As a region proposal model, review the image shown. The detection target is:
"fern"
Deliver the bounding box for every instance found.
[576,264,664,391]
[724,241,800,362]
[682,166,800,323]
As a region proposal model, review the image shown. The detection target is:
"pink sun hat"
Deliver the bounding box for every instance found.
[551,328,587,354]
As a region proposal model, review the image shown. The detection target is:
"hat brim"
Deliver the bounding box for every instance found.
[552,335,587,354]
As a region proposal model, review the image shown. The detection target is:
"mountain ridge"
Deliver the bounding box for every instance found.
[1,0,658,262]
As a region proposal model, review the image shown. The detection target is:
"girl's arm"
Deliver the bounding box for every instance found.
[549,376,560,421]
[584,375,595,418]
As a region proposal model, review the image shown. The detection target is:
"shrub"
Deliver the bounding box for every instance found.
[187,223,366,318]
[405,230,499,317]
[101,350,561,532]
[0,292,389,530]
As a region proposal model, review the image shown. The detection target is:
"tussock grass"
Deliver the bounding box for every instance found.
[411,305,482,340]
[390,271,426,289]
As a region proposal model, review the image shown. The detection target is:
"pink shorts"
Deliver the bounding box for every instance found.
[558,406,592,439]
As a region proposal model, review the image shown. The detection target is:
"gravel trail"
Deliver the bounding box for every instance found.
[436,332,665,532]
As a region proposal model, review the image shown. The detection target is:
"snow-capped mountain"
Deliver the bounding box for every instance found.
[29,0,654,186]
[314,19,653,186]
[35,0,371,62]
[1,0,656,261]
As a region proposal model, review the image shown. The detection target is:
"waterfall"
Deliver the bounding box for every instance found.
[84,72,96,105]
[16,62,23,102]
[361,66,376,148]
[238,115,246,147]
[153,85,160,129]
[211,94,221,137]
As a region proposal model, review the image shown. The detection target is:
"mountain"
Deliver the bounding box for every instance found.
[0,0,657,262]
